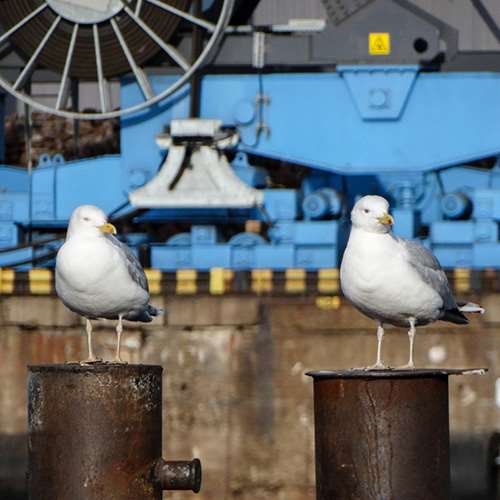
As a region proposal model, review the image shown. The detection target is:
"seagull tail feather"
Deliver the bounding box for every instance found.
[458,302,485,314]
[442,302,484,325]
[441,308,469,325]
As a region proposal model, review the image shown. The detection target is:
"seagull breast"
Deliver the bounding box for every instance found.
[341,228,443,326]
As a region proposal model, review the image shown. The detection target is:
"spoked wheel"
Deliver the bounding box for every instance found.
[0,0,234,119]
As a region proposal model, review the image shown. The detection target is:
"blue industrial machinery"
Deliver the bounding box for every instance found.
[2,0,500,270]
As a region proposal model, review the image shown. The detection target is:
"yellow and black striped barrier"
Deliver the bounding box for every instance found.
[0,266,490,297]
[0,268,15,294]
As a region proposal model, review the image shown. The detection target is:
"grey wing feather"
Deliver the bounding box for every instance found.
[398,238,457,310]
[105,234,149,292]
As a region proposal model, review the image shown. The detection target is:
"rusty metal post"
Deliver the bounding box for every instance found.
[307,369,477,500]
[28,364,201,500]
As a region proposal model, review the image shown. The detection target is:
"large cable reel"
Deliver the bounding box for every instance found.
[0,0,235,119]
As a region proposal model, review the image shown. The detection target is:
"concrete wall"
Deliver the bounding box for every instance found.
[0,294,499,499]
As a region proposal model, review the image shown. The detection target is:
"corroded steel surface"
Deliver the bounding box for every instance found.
[28,364,163,500]
[156,458,202,492]
[308,370,452,500]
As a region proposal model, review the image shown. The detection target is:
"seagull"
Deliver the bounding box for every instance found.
[55,205,162,363]
[340,195,484,369]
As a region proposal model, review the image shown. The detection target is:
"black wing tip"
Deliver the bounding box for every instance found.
[124,306,165,322]
[441,308,469,325]
[148,305,164,317]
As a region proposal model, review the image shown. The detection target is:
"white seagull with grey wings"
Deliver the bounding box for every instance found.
[55,205,161,362]
[340,195,484,369]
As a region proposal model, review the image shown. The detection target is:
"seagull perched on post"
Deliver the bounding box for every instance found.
[340,195,484,369]
[55,205,162,363]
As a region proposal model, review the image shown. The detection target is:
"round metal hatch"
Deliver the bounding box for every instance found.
[46,0,124,24]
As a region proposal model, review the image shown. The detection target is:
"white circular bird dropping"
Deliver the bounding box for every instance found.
[428,344,448,364]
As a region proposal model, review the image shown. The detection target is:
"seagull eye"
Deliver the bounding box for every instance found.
[363,209,370,214]
[83,217,90,222]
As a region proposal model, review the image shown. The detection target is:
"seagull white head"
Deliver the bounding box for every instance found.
[66,204,117,239]
[351,195,394,234]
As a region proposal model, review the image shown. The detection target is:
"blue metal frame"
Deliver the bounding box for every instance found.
[3,66,500,269]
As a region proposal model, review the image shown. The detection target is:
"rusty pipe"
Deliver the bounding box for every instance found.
[306,369,471,500]
[27,364,201,500]
[155,459,202,492]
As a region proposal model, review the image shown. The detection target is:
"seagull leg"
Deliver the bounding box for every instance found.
[81,318,100,364]
[114,314,126,364]
[398,317,416,369]
[365,322,387,370]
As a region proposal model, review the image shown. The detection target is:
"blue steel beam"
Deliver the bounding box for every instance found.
[210,70,500,173]
[121,69,500,182]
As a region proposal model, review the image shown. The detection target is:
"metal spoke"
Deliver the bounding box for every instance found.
[0,3,48,46]
[13,16,61,90]
[0,0,235,120]
[145,0,216,32]
[56,23,79,111]
[123,6,190,71]
[110,18,153,100]
[135,0,143,16]
[93,24,109,112]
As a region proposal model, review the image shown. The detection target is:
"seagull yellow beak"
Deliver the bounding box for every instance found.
[99,223,117,235]
[378,213,394,226]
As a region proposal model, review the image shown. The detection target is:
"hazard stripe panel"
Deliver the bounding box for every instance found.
[0,268,492,296]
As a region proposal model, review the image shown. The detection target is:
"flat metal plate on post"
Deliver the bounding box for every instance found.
[307,367,487,379]
[307,368,487,500]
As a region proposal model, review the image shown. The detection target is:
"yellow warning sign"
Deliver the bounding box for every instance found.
[369,32,391,55]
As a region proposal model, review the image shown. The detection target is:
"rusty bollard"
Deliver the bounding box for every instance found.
[28,364,201,500]
[307,368,484,500]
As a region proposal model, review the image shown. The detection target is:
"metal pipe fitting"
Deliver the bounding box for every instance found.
[441,192,472,220]
[306,369,472,500]
[27,364,201,500]
[155,459,202,492]
[302,188,342,220]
